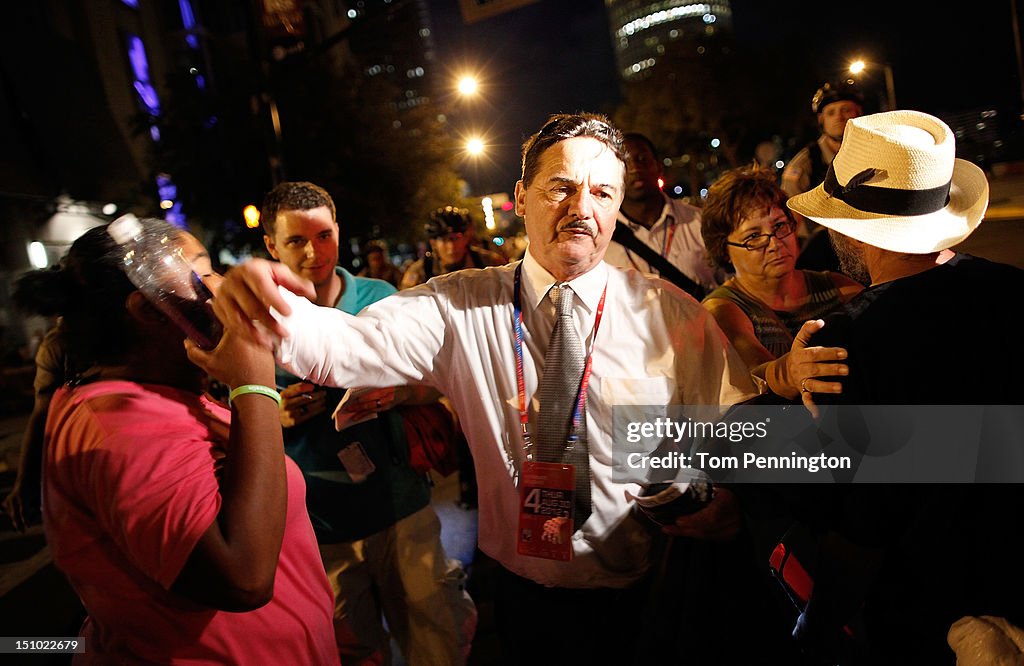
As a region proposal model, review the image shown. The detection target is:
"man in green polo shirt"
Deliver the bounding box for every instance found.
[261,181,475,665]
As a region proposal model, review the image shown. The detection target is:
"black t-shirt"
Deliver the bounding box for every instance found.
[792,254,1024,662]
[812,253,1024,405]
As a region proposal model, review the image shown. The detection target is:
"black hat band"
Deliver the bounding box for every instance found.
[823,164,951,216]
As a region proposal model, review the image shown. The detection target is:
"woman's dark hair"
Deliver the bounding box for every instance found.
[13,219,182,370]
[701,165,795,272]
[520,113,626,187]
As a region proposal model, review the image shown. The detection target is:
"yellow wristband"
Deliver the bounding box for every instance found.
[229,384,282,406]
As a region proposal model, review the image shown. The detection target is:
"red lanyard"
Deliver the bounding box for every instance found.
[512,263,607,462]
[661,217,676,258]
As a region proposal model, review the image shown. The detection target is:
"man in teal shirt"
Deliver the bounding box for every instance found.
[261,182,475,665]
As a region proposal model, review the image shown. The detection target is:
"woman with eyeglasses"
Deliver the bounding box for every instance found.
[701,165,863,401]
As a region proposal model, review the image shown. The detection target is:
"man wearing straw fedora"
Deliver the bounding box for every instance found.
[788,109,1023,403]
[783,110,1024,664]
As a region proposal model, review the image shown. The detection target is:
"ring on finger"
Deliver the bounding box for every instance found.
[800,378,811,393]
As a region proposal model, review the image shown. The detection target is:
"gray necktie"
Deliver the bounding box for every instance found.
[535,284,591,525]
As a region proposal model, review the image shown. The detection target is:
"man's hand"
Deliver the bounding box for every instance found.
[330,386,413,430]
[280,382,328,428]
[764,319,848,418]
[338,387,405,414]
[662,487,740,540]
[210,259,315,348]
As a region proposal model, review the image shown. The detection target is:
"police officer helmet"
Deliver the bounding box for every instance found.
[425,206,471,239]
[811,80,865,114]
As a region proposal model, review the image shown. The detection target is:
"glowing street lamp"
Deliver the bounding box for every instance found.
[466,137,485,156]
[849,58,896,110]
[457,75,479,98]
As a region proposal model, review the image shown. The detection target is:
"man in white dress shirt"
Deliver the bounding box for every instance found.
[212,113,756,661]
[603,132,722,296]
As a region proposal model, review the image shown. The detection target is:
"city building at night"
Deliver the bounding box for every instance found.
[605,0,733,81]
[343,0,439,111]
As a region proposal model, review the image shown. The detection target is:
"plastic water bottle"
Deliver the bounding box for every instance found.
[107,214,223,350]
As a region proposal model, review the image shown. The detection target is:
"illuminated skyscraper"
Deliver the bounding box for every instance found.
[605,0,733,81]
[344,0,438,111]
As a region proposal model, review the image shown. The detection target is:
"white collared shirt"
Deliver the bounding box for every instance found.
[604,194,721,291]
[275,250,755,588]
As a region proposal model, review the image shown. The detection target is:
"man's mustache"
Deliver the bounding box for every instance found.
[559,219,596,238]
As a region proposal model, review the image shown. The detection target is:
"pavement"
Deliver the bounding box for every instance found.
[985,161,1024,222]
[0,411,85,665]
[952,165,1024,268]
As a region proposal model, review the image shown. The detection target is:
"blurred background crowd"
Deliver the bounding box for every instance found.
[2,0,1023,384]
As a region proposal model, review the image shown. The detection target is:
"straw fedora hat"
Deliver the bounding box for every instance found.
[787,110,989,253]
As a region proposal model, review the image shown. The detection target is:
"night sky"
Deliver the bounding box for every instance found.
[427,0,623,193]
[3,1,1017,209]
[427,0,1021,194]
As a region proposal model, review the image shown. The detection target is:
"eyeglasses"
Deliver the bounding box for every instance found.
[725,220,795,251]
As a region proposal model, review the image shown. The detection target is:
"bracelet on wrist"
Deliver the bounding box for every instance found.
[228,384,282,406]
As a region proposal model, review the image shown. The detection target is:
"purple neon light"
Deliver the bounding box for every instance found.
[156,174,186,226]
[165,202,186,227]
[156,174,177,200]
[179,0,199,49]
[127,35,161,116]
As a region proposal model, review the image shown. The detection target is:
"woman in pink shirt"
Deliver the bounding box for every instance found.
[34,221,337,664]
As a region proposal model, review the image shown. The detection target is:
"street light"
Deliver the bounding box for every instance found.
[466,137,485,156]
[456,75,479,98]
[849,58,896,111]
